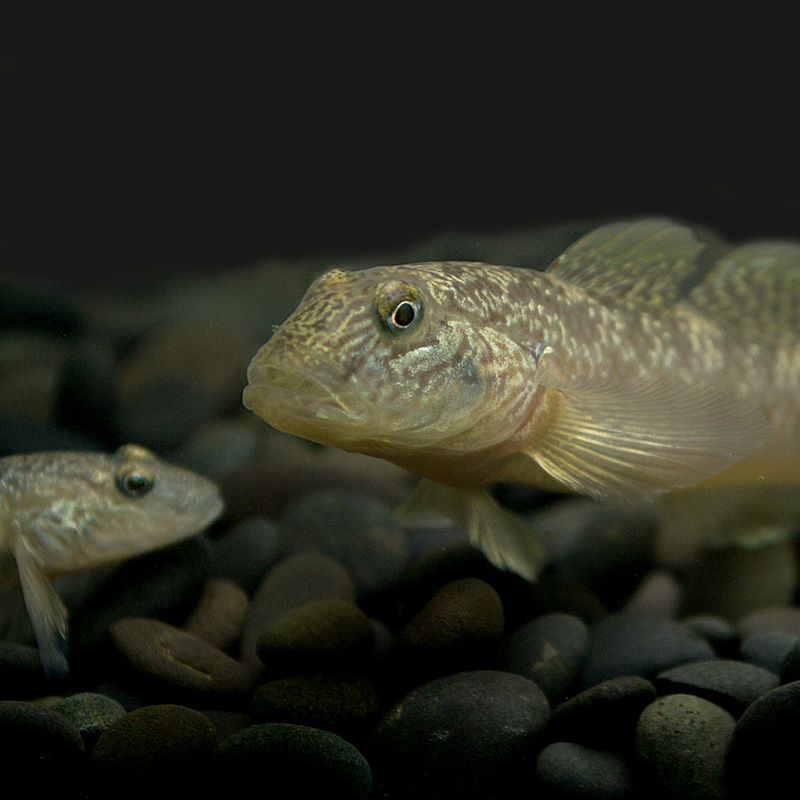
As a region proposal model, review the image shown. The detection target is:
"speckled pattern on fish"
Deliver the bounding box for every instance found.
[243,219,800,580]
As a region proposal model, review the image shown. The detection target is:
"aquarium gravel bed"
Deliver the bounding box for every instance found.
[2,234,800,799]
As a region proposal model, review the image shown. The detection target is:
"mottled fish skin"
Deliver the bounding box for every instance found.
[0,444,224,678]
[242,219,800,578]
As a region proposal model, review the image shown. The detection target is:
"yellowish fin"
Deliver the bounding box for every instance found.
[395,478,548,581]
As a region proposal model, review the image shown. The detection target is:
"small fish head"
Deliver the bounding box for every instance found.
[243,264,542,459]
[72,446,223,567]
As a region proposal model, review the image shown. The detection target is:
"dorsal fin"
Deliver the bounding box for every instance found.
[684,241,800,347]
[546,218,718,308]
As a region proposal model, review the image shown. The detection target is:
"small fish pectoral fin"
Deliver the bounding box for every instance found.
[12,537,69,679]
[395,479,548,581]
[530,376,769,501]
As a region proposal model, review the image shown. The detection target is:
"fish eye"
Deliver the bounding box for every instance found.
[375,281,424,335]
[115,465,155,498]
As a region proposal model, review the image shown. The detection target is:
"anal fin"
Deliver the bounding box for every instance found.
[395,478,548,581]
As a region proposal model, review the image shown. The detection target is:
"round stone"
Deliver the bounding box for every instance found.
[372,670,549,798]
[536,741,632,799]
[90,703,217,789]
[277,490,410,596]
[655,659,778,716]
[499,612,588,704]
[206,516,281,592]
[581,612,715,689]
[239,553,356,678]
[725,680,800,797]
[392,578,504,685]
[739,630,799,674]
[255,598,374,676]
[0,700,85,791]
[636,693,735,799]
[210,722,372,797]
[49,692,127,749]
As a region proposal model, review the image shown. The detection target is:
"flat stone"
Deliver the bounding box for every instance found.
[547,676,657,748]
[110,617,253,696]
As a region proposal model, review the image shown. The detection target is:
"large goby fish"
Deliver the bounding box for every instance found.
[0,444,223,678]
[242,219,800,579]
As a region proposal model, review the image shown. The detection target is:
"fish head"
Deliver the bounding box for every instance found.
[242,263,544,460]
[25,445,225,571]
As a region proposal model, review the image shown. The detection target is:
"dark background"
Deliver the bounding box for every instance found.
[3,36,798,291]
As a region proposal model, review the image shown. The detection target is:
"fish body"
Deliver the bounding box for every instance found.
[0,444,224,677]
[243,219,800,578]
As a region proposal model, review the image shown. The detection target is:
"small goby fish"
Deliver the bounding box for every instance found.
[0,444,224,678]
[242,219,800,580]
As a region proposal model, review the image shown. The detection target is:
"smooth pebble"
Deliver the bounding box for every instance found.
[536,741,633,799]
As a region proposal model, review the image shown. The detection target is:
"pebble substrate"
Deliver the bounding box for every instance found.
[3,241,800,799]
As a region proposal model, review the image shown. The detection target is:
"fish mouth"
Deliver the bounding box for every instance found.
[243,359,364,429]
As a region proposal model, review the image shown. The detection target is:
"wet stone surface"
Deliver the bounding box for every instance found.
[4,245,800,797]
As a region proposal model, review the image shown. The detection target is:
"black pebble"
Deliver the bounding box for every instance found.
[725,680,800,797]
[371,670,549,799]
[536,741,633,799]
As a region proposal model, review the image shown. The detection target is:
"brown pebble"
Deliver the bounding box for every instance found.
[392,577,504,684]
[252,674,382,738]
[183,578,249,651]
[239,553,356,678]
[736,606,800,639]
[255,598,374,675]
[91,703,217,787]
[110,617,253,695]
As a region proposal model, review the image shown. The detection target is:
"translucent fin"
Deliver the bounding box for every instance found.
[547,218,717,307]
[12,537,69,679]
[684,241,800,346]
[395,479,548,581]
[531,373,769,501]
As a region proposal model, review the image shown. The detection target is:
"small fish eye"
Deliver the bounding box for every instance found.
[115,465,155,498]
[375,281,424,335]
[391,300,417,328]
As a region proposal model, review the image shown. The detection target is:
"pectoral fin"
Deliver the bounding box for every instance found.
[530,348,769,501]
[395,479,548,581]
[12,535,69,679]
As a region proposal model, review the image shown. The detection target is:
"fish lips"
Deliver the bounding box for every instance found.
[243,360,366,433]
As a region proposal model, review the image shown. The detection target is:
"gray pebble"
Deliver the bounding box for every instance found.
[682,540,798,621]
[49,692,127,749]
[372,670,549,799]
[737,606,800,639]
[547,676,657,748]
[536,741,632,799]
[725,679,800,797]
[500,612,588,704]
[182,578,249,651]
[636,693,735,800]
[655,658,778,716]
[278,489,410,596]
[739,630,799,674]
[0,700,85,791]
[210,722,372,797]
[206,516,281,592]
[581,612,715,689]
[681,615,738,657]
